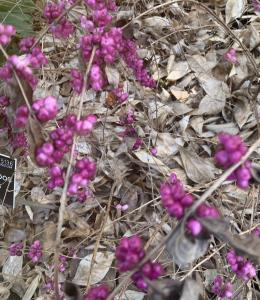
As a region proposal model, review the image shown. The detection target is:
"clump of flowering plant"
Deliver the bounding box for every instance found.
[115,235,164,290]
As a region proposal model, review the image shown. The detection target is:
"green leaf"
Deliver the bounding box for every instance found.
[0,0,35,37]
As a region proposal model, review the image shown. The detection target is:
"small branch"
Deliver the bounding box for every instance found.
[53,46,97,300]
[107,137,260,300]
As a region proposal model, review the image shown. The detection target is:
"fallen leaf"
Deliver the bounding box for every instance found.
[115,290,145,300]
[0,286,10,300]
[167,61,190,81]
[134,150,171,175]
[166,223,210,269]
[225,0,245,23]
[180,148,216,183]
[3,255,23,281]
[105,65,120,87]
[72,252,114,286]
[233,96,251,129]
[197,80,229,115]
[170,86,189,102]
[22,275,41,300]
[151,132,180,157]
[205,123,239,135]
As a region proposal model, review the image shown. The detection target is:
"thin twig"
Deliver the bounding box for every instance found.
[107,136,260,300]
[53,46,97,300]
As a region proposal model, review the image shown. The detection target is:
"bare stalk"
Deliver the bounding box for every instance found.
[54,46,97,299]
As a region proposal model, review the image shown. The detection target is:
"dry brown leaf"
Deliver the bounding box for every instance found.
[3,255,23,281]
[167,61,190,81]
[166,223,210,269]
[72,252,114,286]
[0,286,10,300]
[105,65,120,87]
[225,0,245,23]
[180,148,216,183]
[233,96,251,129]
[22,275,41,300]
[134,150,171,175]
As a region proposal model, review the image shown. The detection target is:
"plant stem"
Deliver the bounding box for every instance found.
[53,46,97,300]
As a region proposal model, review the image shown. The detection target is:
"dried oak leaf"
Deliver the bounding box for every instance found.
[200,218,260,264]
[148,278,203,300]
[166,223,210,269]
[180,148,216,183]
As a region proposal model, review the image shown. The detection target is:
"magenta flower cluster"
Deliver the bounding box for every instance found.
[0,24,16,46]
[11,132,28,154]
[19,36,48,68]
[19,36,35,53]
[0,95,9,107]
[211,275,233,299]
[0,55,38,89]
[15,105,29,128]
[115,235,163,290]
[32,96,58,122]
[77,0,155,91]
[36,113,96,164]
[160,173,194,219]
[84,284,110,300]
[160,173,220,236]
[28,240,43,263]
[252,0,260,11]
[70,69,84,94]
[111,87,128,104]
[224,48,237,64]
[9,242,24,256]
[58,255,67,273]
[131,260,164,290]
[43,1,75,39]
[48,165,64,189]
[68,158,96,202]
[116,235,145,272]
[214,133,252,189]
[226,250,256,281]
[253,226,260,237]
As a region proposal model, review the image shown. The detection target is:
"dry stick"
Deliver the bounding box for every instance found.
[107,137,260,300]
[53,46,97,300]
[123,0,259,76]
[85,182,117,291]
[31,0,82,49]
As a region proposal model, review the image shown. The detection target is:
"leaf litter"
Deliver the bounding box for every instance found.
[1,0,260,299]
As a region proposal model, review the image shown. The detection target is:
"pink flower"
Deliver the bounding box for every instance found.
[0,24,16,46]
[14,105,29,128]
[214,133,251,189]
[84,284,110,300]
[224,48,237,64]
[32,96,58,122]
[28,240,42,263]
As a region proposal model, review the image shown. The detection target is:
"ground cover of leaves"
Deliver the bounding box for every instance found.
[0,0,260,299]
